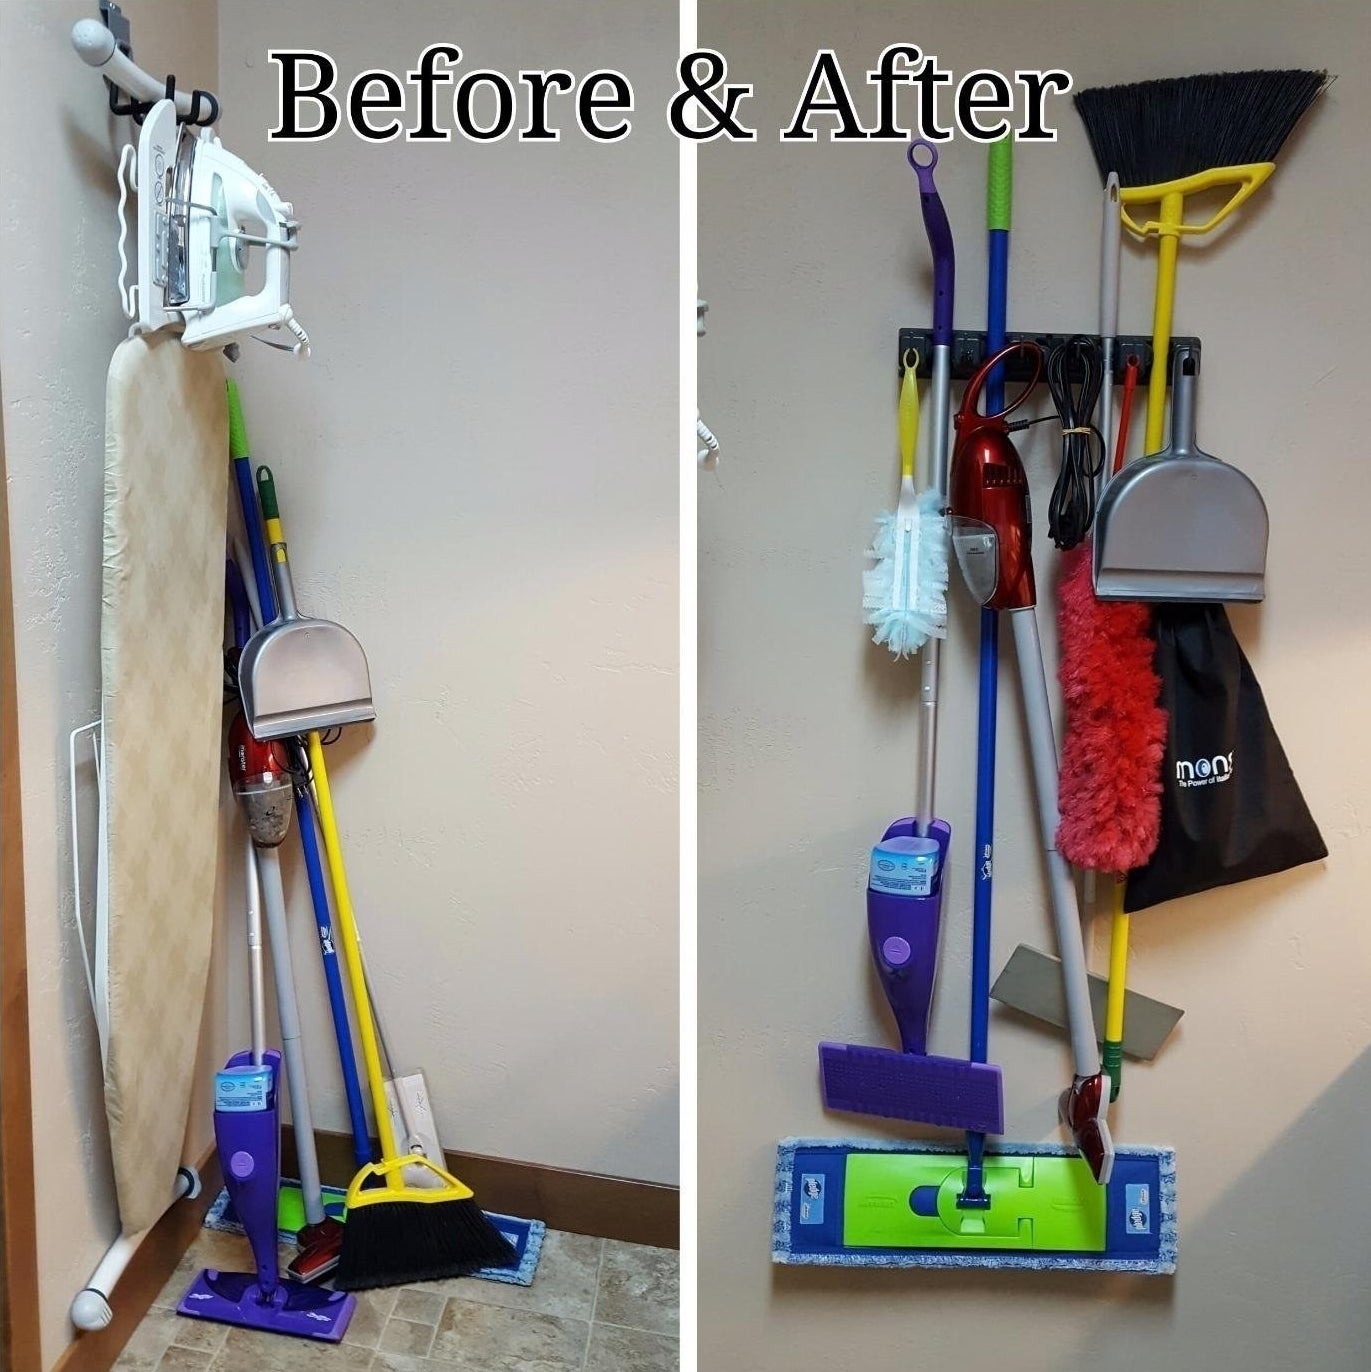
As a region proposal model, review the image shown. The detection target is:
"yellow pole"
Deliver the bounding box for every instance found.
[1143,189,1184,452]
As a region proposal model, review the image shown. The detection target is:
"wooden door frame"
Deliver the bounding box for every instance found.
[1,397,42,1370]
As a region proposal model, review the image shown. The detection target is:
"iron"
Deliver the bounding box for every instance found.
[117,98,310,357]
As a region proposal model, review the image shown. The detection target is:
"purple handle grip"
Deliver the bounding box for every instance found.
[907,142,955,346]
[218,1048,282,1296]
[867,818,951,1055]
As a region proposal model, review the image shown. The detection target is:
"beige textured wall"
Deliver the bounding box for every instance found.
[699,3,1371,1368]
[215,1,679,1183]
[0,4,227,1368]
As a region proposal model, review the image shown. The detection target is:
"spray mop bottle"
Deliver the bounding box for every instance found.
[866,820,951,1057]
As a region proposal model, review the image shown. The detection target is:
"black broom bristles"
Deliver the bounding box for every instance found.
[1074,69,1331,187]
[332,1195,518,1291]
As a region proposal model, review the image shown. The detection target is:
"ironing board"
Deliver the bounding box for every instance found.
[100,333,227,1239]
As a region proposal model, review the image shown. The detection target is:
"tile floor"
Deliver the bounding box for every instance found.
[115,1226,678,1371]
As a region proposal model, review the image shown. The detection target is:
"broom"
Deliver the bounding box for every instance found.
[1073,68,1329,453]
[1072,68,1327,1094]
[252,473,515,1290]
[310,734,515,1288]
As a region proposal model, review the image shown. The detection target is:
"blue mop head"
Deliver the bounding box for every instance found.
[862,488,949,657]
[773,1137,1176,1274]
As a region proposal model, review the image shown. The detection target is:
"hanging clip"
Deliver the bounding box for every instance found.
[72,12,220,127]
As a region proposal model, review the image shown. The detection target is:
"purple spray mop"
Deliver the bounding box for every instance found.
[818,141,1002,1135]
[178,1049,355,1341]
[819,820,1002,1133]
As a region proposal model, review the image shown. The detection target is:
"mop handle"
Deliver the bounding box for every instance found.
[1008,609,1098,1077]
[961,137,1013,1205]
[295,784,373,1168]
[253,845,326,1226]
[255,468,300,621]
[910,141,955,832]
[244,842,266,1066]
[972,135,1011,1067]
[1098,175,1120,499]
[985,136,1011,413]
[227,380,278,622]
[969,611,996,1071]
[226,561,267,1067]
[914,347,952,833]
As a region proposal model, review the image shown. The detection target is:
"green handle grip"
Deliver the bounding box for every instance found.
[256,465,280,521]
[226,378,250,461]
[1102,1040,1122,1102]
[987,137,1012,232]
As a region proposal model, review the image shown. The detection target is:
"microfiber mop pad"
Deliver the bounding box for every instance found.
[1056,542,1166,871]
[774,1137,1176,1274]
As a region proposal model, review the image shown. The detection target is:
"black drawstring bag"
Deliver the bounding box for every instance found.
[1125,604,1326,912]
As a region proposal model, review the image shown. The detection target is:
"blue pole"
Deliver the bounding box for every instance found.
[962,181,1011,1209]
[295,784,373,1168]
[986,233,1009,414]
[233,455,278,623]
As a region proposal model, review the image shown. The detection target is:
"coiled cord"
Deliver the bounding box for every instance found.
[1045,337,1106,550]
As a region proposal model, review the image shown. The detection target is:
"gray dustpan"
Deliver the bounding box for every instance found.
[238,468,375,740]
[1094,345,1267,602]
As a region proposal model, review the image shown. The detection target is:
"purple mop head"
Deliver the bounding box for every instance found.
[178,1270,354,1342]
[819,1043,1003,1134]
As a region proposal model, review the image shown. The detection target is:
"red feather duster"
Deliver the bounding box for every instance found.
[1056,542,1167,872]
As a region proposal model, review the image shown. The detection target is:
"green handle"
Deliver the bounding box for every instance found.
[256,465,280,521]
[987,136,1012,231]
[226,378,250,461]
[1102,1040,1122,1102]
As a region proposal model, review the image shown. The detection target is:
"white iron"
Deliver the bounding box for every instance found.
[117,99,309,358]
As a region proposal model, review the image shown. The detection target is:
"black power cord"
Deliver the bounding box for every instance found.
[1044,337,1107,550]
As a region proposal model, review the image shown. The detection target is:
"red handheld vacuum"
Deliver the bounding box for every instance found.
[949,342,1115,1185]
[950,344,1041,613]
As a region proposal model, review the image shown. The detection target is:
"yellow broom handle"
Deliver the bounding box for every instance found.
[307,728,403,1170]
[1102,877,1129,1098]
[265,484,401,1170]
[1144,189,1184,452]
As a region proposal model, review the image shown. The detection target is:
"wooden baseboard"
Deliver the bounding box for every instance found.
[50,1146,222,1372]
[285,1128,679,1250]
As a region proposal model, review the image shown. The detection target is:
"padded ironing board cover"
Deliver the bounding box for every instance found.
[100,334,227,1239]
